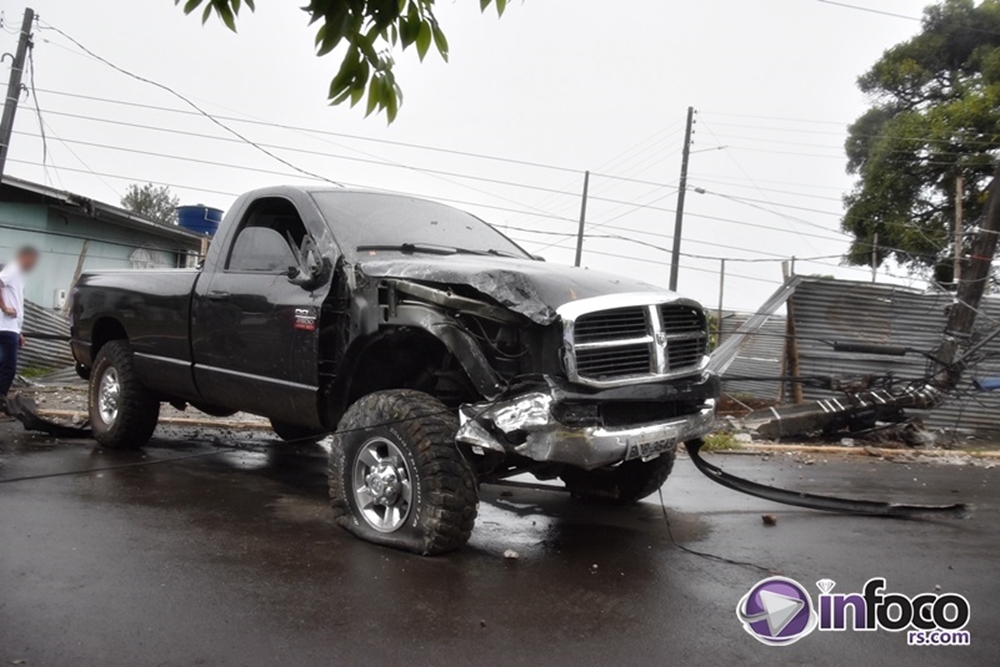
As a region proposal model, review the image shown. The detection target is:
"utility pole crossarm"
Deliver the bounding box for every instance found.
[0,7,34,181]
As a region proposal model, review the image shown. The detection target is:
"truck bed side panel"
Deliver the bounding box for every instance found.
[73,269,200,402]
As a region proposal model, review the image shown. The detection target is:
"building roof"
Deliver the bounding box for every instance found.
[0,175,205,249]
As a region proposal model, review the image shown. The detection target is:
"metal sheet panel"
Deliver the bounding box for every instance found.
[18,300,74,373]
[792,278,1000,434]
[719,312,786,400]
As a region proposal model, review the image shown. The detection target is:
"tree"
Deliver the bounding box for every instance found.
[175,0,509,122]
[843,0,1000,282]
[121,183,180,226]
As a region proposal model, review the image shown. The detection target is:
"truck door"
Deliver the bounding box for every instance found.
[191,196,328,427]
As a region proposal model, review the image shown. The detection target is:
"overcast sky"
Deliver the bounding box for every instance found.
[1,0,928,309]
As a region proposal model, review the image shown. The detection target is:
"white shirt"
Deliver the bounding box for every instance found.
[0,262,25,334]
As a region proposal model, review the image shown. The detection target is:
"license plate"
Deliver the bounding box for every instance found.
[624,431,678,462]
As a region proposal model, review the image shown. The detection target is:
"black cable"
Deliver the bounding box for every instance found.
[26,45,49,179]
[0,449,224,484]
[656,488,775,574]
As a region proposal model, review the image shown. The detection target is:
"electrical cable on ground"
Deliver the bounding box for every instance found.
[657,488,775,574]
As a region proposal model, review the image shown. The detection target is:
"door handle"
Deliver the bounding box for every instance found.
[206,291,230,302]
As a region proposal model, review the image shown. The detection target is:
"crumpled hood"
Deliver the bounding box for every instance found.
[357,254,670,325]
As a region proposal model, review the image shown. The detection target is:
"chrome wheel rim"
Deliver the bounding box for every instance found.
[352,436,413,533]
[97,367,121,425]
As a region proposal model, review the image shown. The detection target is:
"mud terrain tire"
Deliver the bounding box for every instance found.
[88,340,160,450]
[328,390,477,555]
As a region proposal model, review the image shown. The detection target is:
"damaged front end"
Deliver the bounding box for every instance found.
[457,376,718,470]
[454,291,720,471]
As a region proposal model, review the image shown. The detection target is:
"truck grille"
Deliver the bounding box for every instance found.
[565,301,707,387]
[576,343,653,378]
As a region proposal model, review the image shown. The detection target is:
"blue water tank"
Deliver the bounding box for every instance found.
[177,205,224,236]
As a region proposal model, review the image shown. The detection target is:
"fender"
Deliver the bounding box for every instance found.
[324,301,505,425]
[387,302,505,398]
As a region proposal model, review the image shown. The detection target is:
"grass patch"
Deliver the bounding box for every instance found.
[702,432,743,451]
[17,366,52,379]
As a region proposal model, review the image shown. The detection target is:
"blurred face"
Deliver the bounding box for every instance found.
[18,252,39,273]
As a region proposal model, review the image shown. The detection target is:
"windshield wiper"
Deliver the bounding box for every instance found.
[357,243,458,256]
[357,243,520,258]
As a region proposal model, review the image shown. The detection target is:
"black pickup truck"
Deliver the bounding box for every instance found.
[71,187,718,554]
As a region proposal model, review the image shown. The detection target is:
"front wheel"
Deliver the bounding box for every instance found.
[561,450,677,504]
[328,390,478,555]
[88,340,160,450]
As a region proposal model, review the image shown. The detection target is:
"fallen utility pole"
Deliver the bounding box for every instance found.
[742,166,1000,441]
[669,106,694,291]
[0,8,34,180]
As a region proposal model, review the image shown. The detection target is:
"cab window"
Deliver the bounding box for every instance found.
[227,198,309,273]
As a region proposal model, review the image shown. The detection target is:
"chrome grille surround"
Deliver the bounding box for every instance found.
[559,293,709,388]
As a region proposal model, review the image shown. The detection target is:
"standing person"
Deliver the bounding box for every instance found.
[0,246,40,413]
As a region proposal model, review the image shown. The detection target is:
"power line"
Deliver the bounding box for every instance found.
[701,119,824,254]
[30,86,705,191]
[37,21,344,188]
[689,176,845,202]
[8,136,931,264]
[699,109,848,126]
[813,0,920,22]
[705,117,1000,150]
[25,42,52,186]
[815,0,1000,39]
[33,85,586,176]
[10,126,689,217]
[3,154,584,225]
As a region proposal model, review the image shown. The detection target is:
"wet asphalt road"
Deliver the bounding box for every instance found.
[1,422,997,667]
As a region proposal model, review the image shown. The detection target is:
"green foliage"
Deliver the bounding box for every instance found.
[121,183,180,226]
[844,0,1000,279]
[702,432,742,452]
[175,0,509,123]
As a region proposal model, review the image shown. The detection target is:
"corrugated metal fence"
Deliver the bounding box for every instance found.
[20,300,74,373]
[720,312,786,400]
[792,278,1000,434]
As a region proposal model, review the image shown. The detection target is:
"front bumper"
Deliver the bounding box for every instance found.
[456,377,717,471]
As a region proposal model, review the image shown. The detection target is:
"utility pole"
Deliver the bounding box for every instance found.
[954,174,964,285]
[574,170,590,267]
[716,258,725,346]
[0,8,34,180]
[871,232,878,283]
[935,165,1000,389]
[669,106,695,291]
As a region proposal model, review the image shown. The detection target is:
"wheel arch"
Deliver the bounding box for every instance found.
[322,316,501,428]
[91,317,128,360]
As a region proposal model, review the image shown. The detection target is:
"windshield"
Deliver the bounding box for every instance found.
[310,191,531,260]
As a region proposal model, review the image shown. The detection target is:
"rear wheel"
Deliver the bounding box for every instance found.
[270,419,326,444]
[88,340,160,450]
[328,390,478,555]
[561,450,677,504]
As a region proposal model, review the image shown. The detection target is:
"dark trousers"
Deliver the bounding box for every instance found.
[0,331,19,397]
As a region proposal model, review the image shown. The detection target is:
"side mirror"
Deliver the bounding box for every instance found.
[287,236,331,290]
